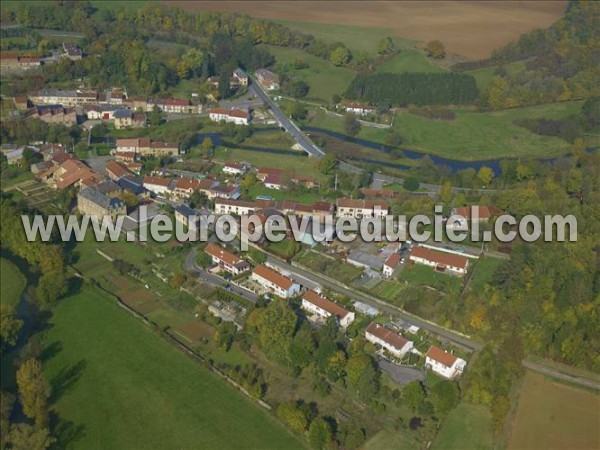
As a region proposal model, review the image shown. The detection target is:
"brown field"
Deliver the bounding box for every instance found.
[177,320,215,342]
[113,277,162,314]
[168,1,567,59]
[509,371,600,450]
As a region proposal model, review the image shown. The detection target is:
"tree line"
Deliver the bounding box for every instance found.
[345,72,479,107]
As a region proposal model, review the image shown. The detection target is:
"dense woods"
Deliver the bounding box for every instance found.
[344,73,479,106]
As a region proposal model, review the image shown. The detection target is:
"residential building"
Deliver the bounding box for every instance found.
[222,161,246,176]
[205,243,250,276]
[33,89,97,106]
[336,198,389,218]
[105,160,133,181]
[451,205,502,223]
[208,107,250,125]
[408,246,469,276]
[365,322,414,359]
[25,105,78,126]
[214,198,256,216]
[209,183,240,200]
[115,137,178,156]
[44,158,103,190]
[143,176,171,196]
[255,68,280,90]
[301,290,355,328]
[383,253,401,277]
[251,264,300,298]
[425,346,466,379]
[77,187,126,220]
[147,141,179,157]
[114,151,137,163]
[341,101,376,116]
[117,175,147,198]
[173,177,201,199]
[174,204,199,229]
[114,109,146,129]
[148,98,197,114]
[12,97,29,110]
[232,68,249,87]
[62,42,83,60]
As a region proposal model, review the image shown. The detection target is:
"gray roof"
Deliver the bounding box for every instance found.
[37,89,78,98]
[79,188,124,210]
[113,109,133,119]
[117,175,145,195]
[94,180,121,195]
[175,204,198,217]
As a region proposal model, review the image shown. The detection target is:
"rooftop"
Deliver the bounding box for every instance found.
[366,322,410,351]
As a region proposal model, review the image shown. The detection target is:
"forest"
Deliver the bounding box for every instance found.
[344,73,479,107]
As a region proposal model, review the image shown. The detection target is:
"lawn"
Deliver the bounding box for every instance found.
[0,257,26,308]
[308,101,584,161]
[42,286,304,450]
[364,426,419,450]
[377,49,446,74]
[295,251,363,284]
[265,45,357,102]
[371,279,406,302]
[468,257,502,292]
[466,60,526,91]
[247,184,323,204]
[432,402,493,450]
[508,371,600,450]
[398,264,463,294]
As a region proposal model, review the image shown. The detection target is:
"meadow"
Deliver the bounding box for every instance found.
[508,371,600,450]
[432,402,493,449]
[0,257,26,308]
[42,287,304,450]
[308,100,583,161]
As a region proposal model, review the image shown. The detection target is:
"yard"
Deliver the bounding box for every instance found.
[432,402,493,450]
[294,250,363,284]
[41,287,303,450]
[508,371,600,450]
[398,264,463,294]
[0,257,26,308]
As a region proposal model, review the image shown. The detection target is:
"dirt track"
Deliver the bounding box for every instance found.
[167,0,566,59]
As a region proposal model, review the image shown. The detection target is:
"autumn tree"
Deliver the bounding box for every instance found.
[276,401,309,434]
[16,359,51,428]
[402,380,426,411]
[425,40,446,59]
[308,417,333,450]
[429,380,460,417]
[7,423,54,450]
[345,352,379,400]
[377,36,395,55]
[0,306,23,351]
[329,46,351,66]
[201,137,214,151]
[196,250,212,269]
[477,166,494,187]
[318,153,337,175]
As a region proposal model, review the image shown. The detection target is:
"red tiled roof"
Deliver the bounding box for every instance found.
[151,141,178,149]
[453,205,501,220]
[143,176,171,187]
[337,198,389,209]
[158,98,189,106]
[106,160,133,179]
[228,109,248,119]
[205,243,247,268]
[366,323,410,351]
[427,345,458,368]
[175,177,200,191]
[303,290,351,319]
[253,264,295,290]
[409,246,468,270]
[384,253,401,269]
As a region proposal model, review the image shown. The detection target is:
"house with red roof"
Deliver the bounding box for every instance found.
[425,345,466,379]
[409,246,469,276]
[205,243,250,276]
[208,107,250,125]
[365,323,414,359]
[251,264,300,299]
[383,253,401,277]
[301,290,355,328]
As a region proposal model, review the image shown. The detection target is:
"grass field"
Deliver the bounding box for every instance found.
[508,371,600,450]
[466,60,527,91]
[265,45,356,102]
[432,402,493,450]
[364,426,419,450]
[377,49,446,74]
[42,287,304,450]
[371,279,406,301]
[0,257,26,308]
[398,264,463,293]
[308,100,583,161]
[295,251,363,284]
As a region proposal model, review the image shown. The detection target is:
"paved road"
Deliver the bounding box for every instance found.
[522,360,600,391]
[184,247,257,304]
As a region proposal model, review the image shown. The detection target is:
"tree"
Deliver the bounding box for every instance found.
[308,417,333,450]
[35,271,68,308]
[404,176,420,191]
[385,130,403,148]
[0,306,23,350]
[329,46,351,66]
[345,352,379,400]
[16,359,51,428]
[318,153,337,175]
[201,137,214,151]
[402,381,426,411]
[1,391,15,441]
[425,40,446,59]
[276,401,308,434]
[148,106,163,126]
[196,250,212,269]
[377,36,395,55]
[189,190,210,209]
[7,424,54,450]
[342,112,361,136]
[287,102,307,120]
[477,166,494,187]
[491,395,510,432]
[429,380,460,417]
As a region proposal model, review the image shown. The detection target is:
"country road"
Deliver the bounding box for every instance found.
[183,246,599,391]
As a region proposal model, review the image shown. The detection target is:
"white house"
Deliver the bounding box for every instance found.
[365,322,414,359]
[408,246,469,276]
[342,102,376,116]
[208,108,250,125]
[223,161,246,176]
[383,253,401,277]
[425,345,466,379]
[336,198,389,218]
[142,176,171,196]
[205,243,250,276]
[301,290,355,328]
[214,198,256,216]
[251,264,300,299]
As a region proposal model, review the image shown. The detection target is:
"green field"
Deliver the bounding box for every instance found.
[308,100,583,161]
[398,264,463,293]
[295,251,363,284]
[364,426,419,450]
[508,371,600,450]
[42,287,304,450]
[432,402,493,450]
[377,49,446,74]
[466,60,526,91]
[266,45,357,102]
[0,257,26,308]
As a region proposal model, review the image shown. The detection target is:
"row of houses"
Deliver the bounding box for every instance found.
[115,138,179,157]
[365,322,466,379]
[142,175,240,200]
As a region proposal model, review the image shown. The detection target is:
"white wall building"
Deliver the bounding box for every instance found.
[365,322,414,359]
[425,345,466,379]
[301,290,355,328]
[251,264,300,299]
